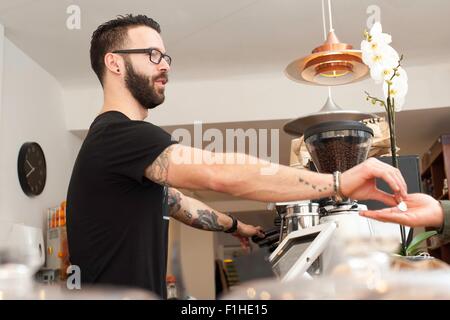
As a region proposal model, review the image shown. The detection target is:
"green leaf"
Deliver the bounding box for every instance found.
[405,231,438,256]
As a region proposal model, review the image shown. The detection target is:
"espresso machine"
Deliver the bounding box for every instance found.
[255,120,390,281]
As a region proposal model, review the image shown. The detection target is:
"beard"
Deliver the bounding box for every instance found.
[124,59,167,110]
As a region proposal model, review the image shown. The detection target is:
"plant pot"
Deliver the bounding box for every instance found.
[391,255,449,271]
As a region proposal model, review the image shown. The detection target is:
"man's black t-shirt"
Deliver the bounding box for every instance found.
[66,111,177,298]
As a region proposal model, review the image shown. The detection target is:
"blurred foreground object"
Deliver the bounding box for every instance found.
[223,269,450,300]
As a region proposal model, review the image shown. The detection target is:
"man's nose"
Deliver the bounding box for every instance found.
[158,59,170,72]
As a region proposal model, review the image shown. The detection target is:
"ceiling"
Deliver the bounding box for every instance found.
[0,0,449,87]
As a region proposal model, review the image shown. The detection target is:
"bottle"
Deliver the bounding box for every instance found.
[59,202,66,227]
[59,200,69,280]
[47,208,52,230]
[166,275,178,300]
[51,209,56,229]
[55,208,60,229]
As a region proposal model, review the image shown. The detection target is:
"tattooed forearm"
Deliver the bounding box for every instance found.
[299,177,332,193]
[146,145,176,186]
[191,209,225,231]
[167,188,229,231]
[168,189,182,217]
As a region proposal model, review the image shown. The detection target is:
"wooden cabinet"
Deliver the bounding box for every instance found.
[421,134,450,262]
[421,134,450,200]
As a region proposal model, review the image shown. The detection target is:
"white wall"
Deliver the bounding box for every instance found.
[0,24,4,128]
[179,223,215,299]
[0,25,5,213]
[63,61,450,130]
[0,36,82,235]
[168,219,216,299]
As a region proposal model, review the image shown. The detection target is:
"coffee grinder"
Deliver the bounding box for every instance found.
[267,120,382,281]
[304,120,373,219]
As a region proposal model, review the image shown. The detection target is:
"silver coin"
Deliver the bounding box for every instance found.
[397,201,408,212]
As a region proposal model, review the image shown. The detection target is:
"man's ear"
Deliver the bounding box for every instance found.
[104,52,123,75]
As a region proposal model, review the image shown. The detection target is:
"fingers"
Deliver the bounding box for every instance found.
[391,169,408,199]
[237,224,265,238]
[371,189,398,206]
[404,193,434,207]
[381,161,408,198]
[374,167,402,195]
[360,208,414,227]
[367,159,407,199]
[388,171,405,200]
[255,226,265,238]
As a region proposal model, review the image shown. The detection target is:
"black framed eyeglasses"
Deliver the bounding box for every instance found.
[112,48,172,66]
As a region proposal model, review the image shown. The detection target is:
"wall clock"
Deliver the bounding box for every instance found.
[18,142,47,197]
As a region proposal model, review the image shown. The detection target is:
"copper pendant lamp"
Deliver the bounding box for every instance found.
[282,0,376,136]
[285,0,369,86]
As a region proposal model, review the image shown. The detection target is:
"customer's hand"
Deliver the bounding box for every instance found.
[341,158,408,206]
[360,193,444,228]
[235,222,265,238]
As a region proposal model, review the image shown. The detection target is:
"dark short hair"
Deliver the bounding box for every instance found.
[90,14,161,86]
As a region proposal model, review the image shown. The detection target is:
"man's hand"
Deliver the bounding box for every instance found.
[235,221,265,238]
[341,158,408,206]
[360,193,444,228]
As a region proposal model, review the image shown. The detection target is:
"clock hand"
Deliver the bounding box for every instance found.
[26,167,35,178]
[26,160,35,170]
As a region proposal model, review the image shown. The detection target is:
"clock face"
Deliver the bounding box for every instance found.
[18,142,47,197]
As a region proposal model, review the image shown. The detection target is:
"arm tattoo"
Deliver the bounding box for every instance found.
[299,177,332,193]
[184,210,193,220]
[146,145,175,186]
[167,189,225,231]
[168,189,182,217]
[191,209,224,231]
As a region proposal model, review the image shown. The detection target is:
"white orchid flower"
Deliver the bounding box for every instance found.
[368,66,395,85]
[361,40,374,66]
[365,45,400,83]
[369,22,392,45]
[383,67,408,111]
[362,22,407,111]
[361,22,393,67]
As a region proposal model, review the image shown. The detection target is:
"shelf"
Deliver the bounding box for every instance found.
[421,135,450,173]
[421,134,450,263]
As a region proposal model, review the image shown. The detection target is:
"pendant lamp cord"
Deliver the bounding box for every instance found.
[322,0,334,96]
[321,0,335,40]
[327,0,334,32]
[321,0,327,40]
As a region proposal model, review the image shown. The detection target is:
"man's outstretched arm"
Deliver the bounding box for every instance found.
[167,187,264,238]
[146,145,407,205]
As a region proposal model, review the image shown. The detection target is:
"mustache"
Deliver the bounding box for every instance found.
[153,73,169,84]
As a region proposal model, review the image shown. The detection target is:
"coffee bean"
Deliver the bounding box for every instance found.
[307,135,371,173]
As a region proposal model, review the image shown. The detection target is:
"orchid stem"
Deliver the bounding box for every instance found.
[386,92,407,253]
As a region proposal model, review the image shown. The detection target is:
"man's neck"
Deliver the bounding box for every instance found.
[101,88,148,121]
